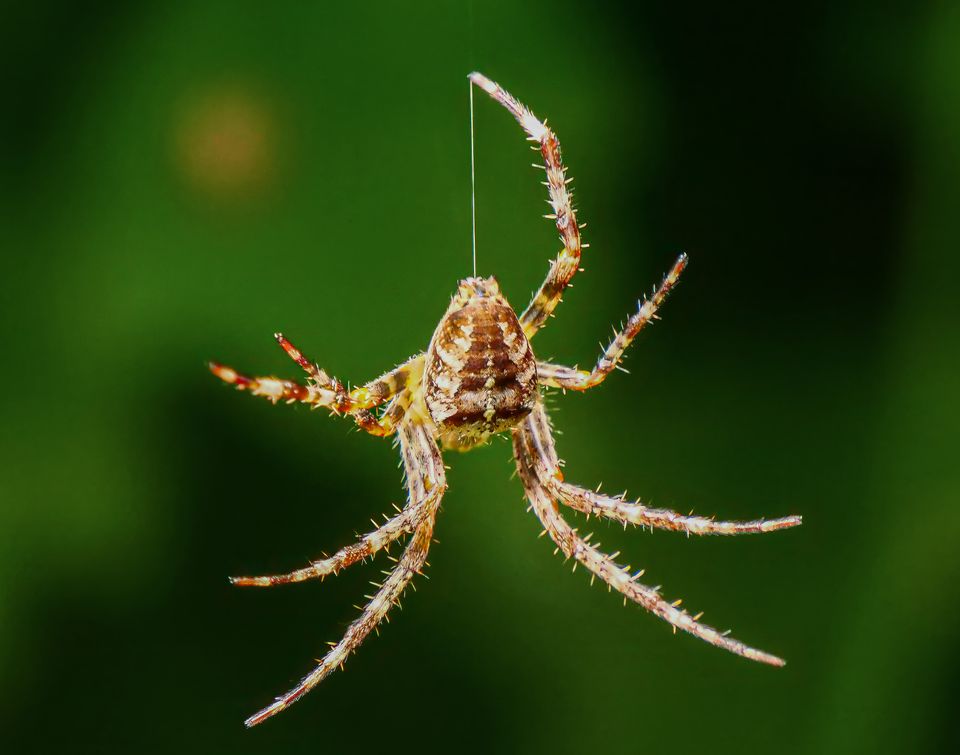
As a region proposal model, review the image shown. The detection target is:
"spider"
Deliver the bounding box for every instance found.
[210,72,802,727]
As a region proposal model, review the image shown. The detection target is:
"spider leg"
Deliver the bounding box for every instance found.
[209,348,423,437]
[554,480,801,535]
[537,254,688,390]
[512,400,787,667]
[274,333,419,411]
[470,73,581,339]
[231,390,426,586]
[349,387,414,437]
[243,419,446,727]
[208,362,318,404]
[230,500,424,587]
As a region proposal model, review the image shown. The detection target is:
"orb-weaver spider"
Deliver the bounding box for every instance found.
[210,72,801,727]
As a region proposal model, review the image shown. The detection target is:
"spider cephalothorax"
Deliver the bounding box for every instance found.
[210,72,801,728]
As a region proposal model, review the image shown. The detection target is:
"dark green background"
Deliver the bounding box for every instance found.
[3,2,958,753]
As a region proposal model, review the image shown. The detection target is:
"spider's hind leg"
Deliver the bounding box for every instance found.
[244,517,437,727]
[555,481,802,536]
[512,400,790,666]
[230,499,424,587]
[242,419,446,727]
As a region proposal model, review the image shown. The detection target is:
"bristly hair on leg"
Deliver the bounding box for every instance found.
[513,400,789,666]
[242,420,446,727]
[470,72,582,338]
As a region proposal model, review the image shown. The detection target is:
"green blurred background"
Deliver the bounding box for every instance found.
[2,1,958,752]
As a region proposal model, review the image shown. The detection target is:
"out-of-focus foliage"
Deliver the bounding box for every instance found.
[1,2,956,753]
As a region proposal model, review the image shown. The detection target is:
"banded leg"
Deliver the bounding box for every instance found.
[347,388,417,438]
[277,334,423,436]
[229,502,424,587]
[470,73,582,338]
[210,342,423,436]
[274,333,421,414]
[208,362,321,405]
[243,419,447,727]
[512,400,789,667]
[351,362,423,438]
[555,481,802,536]
[537,254,688,391]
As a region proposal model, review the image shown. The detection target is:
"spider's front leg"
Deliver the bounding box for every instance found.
[470,73,582,338]
[537,253,688,391]
[512,400,791,666]
[210,334,423,436]
[242,419,446,727]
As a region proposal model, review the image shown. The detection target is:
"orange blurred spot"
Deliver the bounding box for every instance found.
[176,87,277,200]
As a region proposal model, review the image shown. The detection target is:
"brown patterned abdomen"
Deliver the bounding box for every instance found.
[425,282,537,451]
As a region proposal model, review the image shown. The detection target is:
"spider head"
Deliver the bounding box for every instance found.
[452,276,501,306]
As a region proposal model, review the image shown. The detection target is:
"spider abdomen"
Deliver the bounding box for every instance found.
[424,277,537,450]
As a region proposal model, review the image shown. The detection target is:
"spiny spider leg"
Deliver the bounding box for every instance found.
[537,254,689,391]
[208,362,316,404]
[512,400,786,667]
[244,419,446,727]
[274,333,420,413]
[469,72,582,338]
[554,480,802,535]
[245,518,437,727]
[347,385,418,438]
[208,360,399,437]
[230,500,426,587]
[210,346,424,437]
